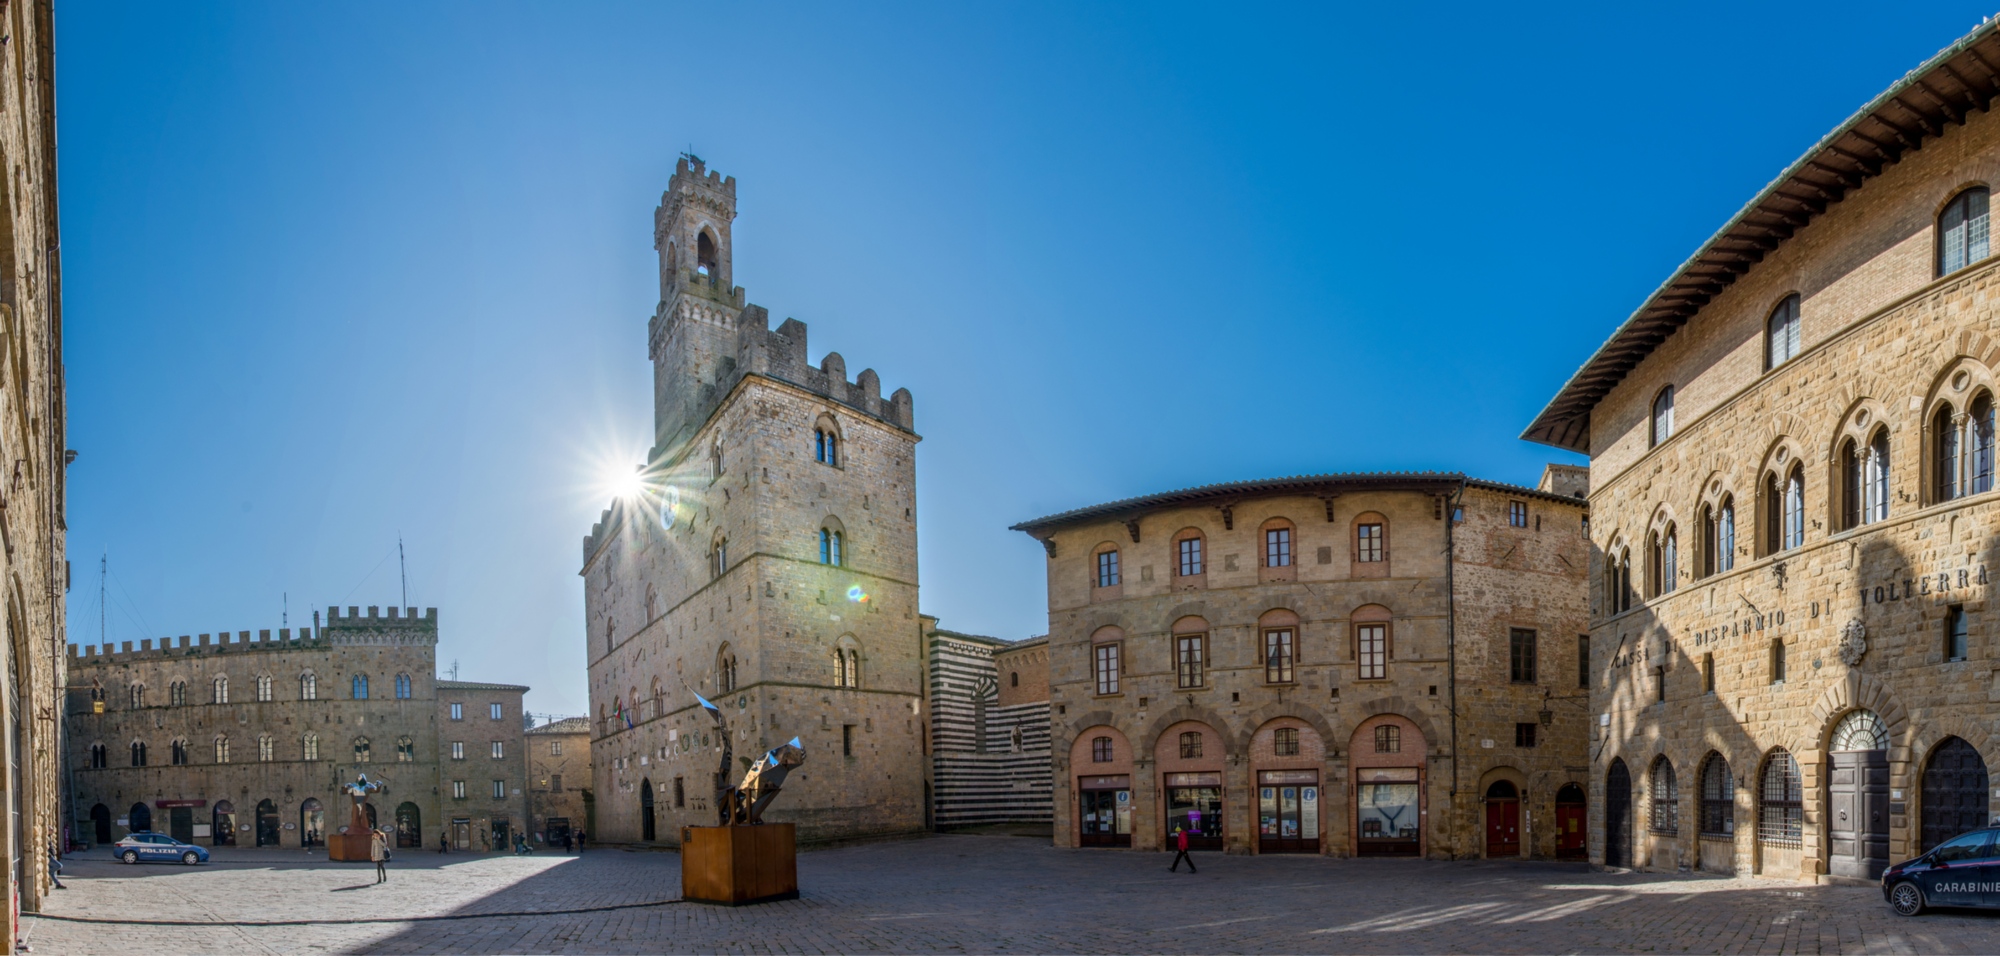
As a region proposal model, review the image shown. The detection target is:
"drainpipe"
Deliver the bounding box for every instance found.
[1445,476,1467,854]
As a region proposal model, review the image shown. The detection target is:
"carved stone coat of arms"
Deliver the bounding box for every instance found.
[1839,619,1868,666]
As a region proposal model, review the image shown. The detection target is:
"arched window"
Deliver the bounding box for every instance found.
[130,741,147,767]
[1649,524,1677,596]
[214,735,230,764]
[353,737,372,763]
[300,672,317,701]
[1938,186,1991,276]
[1937,402,1962,502]
[1773,467,1805,551]
[395,673,412,699]
[1650,386,1675,447]
[814,422,840,467]
[710,440,724,479]
[1260,608,1299,684]
[1758,750,1803,846]
[1649,758,1678,834]
[1615,548,1633,613]
[352,675,369,700]
[88,743,105,768]
[1699,753,1734,837]
[713,534,729,578]
[213,675,229,705]
[257,734,274,762]
[1866,431,1890,524]
[1716,499,1735,572]
[819,528,843,566]
[303,733,320,761]
[169,681,186,706]
[1091,736,1114,762]
[255,675,272,702]
[170,738,189,766]
[397,736,415,762]
[717,645,738,693]
[833,636,860,689]
[1766,294,1802,369]
[1178,731,1203,759]
[697,229,717,276]
[1173,616,1210,688]
[1094,545,1121,589]
[1010,671,1019,687]
[129,684,144,709]
[1976,394,1997,495]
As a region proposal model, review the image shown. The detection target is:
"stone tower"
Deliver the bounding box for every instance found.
[583,157,925,844]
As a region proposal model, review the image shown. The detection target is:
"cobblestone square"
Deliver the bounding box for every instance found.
[20,833,2000,954]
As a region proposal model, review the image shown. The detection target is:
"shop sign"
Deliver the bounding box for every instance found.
[1258,769,1318,785]
[155,800,206,808]
[1356,767,1418,783]
[1302,787,1319,840]
[1079,775,1130,790]
[1165,772,1221,788]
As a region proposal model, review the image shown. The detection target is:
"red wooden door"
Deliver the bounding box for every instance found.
[1556,804,1586,858]
[1485,799,1520,857]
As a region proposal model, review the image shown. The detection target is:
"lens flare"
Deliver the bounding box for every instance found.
[658,485,681,530]
[845,585,869,603]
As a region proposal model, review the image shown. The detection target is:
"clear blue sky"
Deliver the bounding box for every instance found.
[54,1,1999,717]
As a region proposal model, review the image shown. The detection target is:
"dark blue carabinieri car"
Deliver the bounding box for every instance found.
[1884,826,2000,915]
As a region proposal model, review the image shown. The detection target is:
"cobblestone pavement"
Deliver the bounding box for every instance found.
[20,834,2000,954]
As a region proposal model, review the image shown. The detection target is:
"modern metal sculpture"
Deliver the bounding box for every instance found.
[328,772,384,862]
[686,692,803,905]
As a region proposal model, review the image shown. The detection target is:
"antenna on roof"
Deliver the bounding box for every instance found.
[449,659,459,681]
[399,535,408,608]
[283,592,288,629]
[681,147,703,166]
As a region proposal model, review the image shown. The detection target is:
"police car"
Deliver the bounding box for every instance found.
[1884,825,2000,915]
[111,831,209,866]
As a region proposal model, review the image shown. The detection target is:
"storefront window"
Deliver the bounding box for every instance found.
[1356,768,1420,856]
[1165,772,1223,850]
[1078,775,1132,847]
[1257,769,1320,853]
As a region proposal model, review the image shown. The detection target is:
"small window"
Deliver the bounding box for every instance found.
[492,780,505,800]
[256,675,272,702]
[1178,731,1203,759]
[398,737,414,762]
[814,427,840,466]
[395,674,412,700]
[1176,634,1205,688]
[490,702,503,720]
[1265,527,1292,568]
[450,702,463,721]
[1096,550,1120,588]
[1702,653,1715,693]
[1356,523,1384,562]
[1508,501,1527,527]
[1654,665,1667,702]
[697,229,718,275]
[1357,623,1388,680]
[257,735,273,763]
[1264,628,1295,683]
[131,741,148,767]
[819,528,844,566]
[1948,605,1970,662]
[1177,537,1204,577]
[673,777,686,807]
[300,673,318,701]
[303,734,320,761]
[713,536,729,578]
[213,736,230,764]
[842,724,855,757]
[1577,634,1590,689]
[1939,186,1992,276]
[1093,643,1120,695]
[1515,723,1537,748]
[1010,671,1019,687]
[213,676,229,705]
[354,737,372,762]
[1766,294,1801,369]
[452,741,465,760]
[169,681,186,706]
[1509,628,1536,683]
[1373,725,1400,754]
[1273,727,1300,757]
[491,741,504,759]
[1771,638,1786,683]
[452,780,466,799]
[88,744,105,768]
[1091,736,1114,762]
[1651,386,1675,447]
[550,740,563,756]
[1650,759,1679,835]
[352,675,369,700]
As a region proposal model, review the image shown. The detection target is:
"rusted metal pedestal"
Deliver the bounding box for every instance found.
[327,803,373,861]
[680,824,798,905]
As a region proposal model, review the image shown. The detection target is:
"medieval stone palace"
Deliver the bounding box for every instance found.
[581,159,929,844]
[1526,21,2000,881]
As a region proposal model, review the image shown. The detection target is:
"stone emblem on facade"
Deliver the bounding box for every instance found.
[1839,619,1868,666]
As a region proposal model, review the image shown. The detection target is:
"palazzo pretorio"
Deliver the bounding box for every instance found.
[1526,21,2000,880]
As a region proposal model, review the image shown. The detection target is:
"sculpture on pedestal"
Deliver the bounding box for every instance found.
[683,692,805,905]
[696,691,807,825]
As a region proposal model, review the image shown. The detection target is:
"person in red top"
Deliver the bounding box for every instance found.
[1169,826,1196,873]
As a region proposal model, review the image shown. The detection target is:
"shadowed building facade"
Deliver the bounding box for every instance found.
[1527,21,2000,880]
[525,716,593,845]
[582,159,926,845]
[1015,470,1590,857]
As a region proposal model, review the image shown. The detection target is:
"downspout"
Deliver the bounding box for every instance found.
[1445,477,1467,854]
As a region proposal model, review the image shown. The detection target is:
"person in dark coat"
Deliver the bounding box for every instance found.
[1169,827,1196,873]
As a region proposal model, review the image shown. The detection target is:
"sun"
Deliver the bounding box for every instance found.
[607,465,645,502]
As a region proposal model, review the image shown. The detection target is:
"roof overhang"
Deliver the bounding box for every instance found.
[1523,19,2000,452]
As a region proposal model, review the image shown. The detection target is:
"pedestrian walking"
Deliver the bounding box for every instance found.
[438,829,449,854]
[561,830,573,854]
[1168,827,1196,874]
[576,828,586,852]
[371,829,389,884]
[479,829,490,853]
[46,836,64,890]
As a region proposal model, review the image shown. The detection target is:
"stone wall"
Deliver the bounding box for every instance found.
[524,718,592,841]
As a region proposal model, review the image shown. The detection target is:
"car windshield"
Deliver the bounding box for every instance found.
[1932,830,1993,864]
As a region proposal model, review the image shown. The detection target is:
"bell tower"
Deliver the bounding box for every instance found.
[649,155,742,449]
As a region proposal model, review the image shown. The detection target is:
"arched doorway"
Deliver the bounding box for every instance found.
[1922,736,1989,851]
[1828,709,1889,879]
[301,798,325,847]
[1485,781,1521,858]
[89,804,111,845]
[396,802,423,849]
[1070,726,1133,848]
[1251,718,1322,855]
[640,778,656,841]
[212,801,236,846]
[256,799,279,846]
[1554,783,1587,860]
[128,802,152,834]
[1605,759,1632,867]
[1351,714,1426,856]
[1155,720,1225,851]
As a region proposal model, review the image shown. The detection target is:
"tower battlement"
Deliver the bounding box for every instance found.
[69,606,440,664]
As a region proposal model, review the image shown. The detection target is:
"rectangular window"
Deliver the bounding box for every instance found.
[1948,605,1970,662]
[451,741,464,760]
[1374,725,1400,753]
[1654,666,1667,702]
[673,777,686,808]
[1515,723,1537,747]
[1509,501,1527,527]
[492,780,505,800]
[490,703,503,720]
[1263,629,1294,683]
[1265,528,1292,568]
[1578,635,1590,689]
[452,780,466,799]
[1509,628,1537,683]
[450,703,463,721]
[1357,624,1387,680]
[1702,653,1715,693]
[551,740,563,756]
[1176,634,1205,688]
[1094,642,1121,695]
[1096,550,1120,588]
[1357,524,1384,562]
[842,724,855,757]
[550,773,562,792]
[1273,727,1300,756]
[1177,538,1203,576]
[491,741,504,759]
[1771,640,1786,683]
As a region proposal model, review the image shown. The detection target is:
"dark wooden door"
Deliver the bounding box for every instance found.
[1830,750,1890,879]
[1605,761,1632,867]
[1486,798,1520,857]
[168,807,194,844]
[1923,736,1989,852]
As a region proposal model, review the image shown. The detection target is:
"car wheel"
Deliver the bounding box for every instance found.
[120,850,138,865]
[1890,881,1926,916]
[182,851,200,865]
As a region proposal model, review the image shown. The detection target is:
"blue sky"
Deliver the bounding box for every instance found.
[54,1,1999,717]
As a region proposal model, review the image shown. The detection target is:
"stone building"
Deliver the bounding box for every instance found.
[525,716,593,844]
[1014,471,1591,857]
[582,158,926,845]
[926,622,1050,829]
[1525,21,2000,881]
[2,0,68,944]
[64,607,530,854]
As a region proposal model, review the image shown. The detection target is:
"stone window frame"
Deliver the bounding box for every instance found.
[1260,608,1300,685]
[1946,604,1970,662]
[1645,513,1679,600]
[1829,400,1893,532]
[1648,756,1679,835]
[1650,385,1675,447]
[354,736,372,763]
[1508,627,1537,684]
[1351,512,1389,578]
[813,413,844,469]
[398,736,416,762]
[255,675,273,702]
[1764,293,1802,371]
[1259,517,1298,584]
[1092,542,1123,599]
[130,740,147,767]
[1353,604,1393,681]
[1757,748,1804,847]
[1769,638,1786,683]
[213,674,229,705]
[1600,537,1634,616]
[169,738,188,766]
[1695,478,1739,579]
[1699,752,1735,838]
[1091,626,1123,696]
[834,634,862,689]
[257,734,274,763]
[1171,528,1207,588]
[87,743,105,769]
[818,517,846,568]
[1936,183,1992,278]
[1701,652,1715,694]
[1923,359,1998,505]
[300,672,318,701]
[1172,616,1208,689]
[1756,439,1806,557]
[303,733,320,761]
[168,680,186,707]
[214,735,230,764]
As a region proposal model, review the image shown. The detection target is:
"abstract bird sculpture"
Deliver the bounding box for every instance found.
[695,691,807,825]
